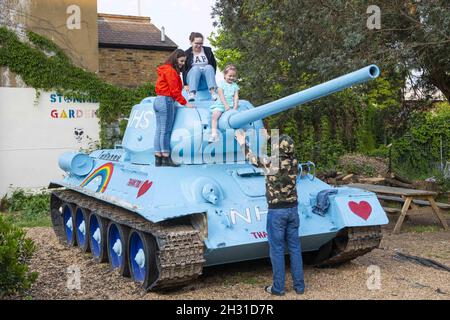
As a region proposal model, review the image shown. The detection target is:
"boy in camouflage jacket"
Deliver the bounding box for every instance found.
[235,130,305,296]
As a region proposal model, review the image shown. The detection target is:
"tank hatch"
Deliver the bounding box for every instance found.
[232,167,266,197]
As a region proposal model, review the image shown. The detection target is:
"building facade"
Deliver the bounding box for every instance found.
[98,14,177,87]
[0,1,177,195]
[0,0,99,87]
[1,1,178,88]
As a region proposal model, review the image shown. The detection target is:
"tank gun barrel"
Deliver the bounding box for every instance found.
[228,65,380,129]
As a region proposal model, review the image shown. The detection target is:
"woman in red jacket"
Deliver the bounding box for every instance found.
[154,49,194,167]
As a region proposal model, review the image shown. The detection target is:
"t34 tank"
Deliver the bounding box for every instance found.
[50,65,388,290]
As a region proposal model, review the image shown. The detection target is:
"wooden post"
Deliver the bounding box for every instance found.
[394,196,413,234]
[427,196,449,231]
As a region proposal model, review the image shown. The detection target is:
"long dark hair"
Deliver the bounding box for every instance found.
[164,49,186,73]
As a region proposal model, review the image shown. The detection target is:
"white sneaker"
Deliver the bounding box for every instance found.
[211,92,218,101]
[188,92,196,102]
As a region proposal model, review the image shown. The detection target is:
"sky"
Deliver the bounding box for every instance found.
[97,0,218,50]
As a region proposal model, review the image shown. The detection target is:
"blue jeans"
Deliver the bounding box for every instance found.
[187,65,217,92]
[153,96,176,153]
[267,206,305,294]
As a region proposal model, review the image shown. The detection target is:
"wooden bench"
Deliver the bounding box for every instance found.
[383,207,401,214]
[349,183,449,234]
[376,195,450,210]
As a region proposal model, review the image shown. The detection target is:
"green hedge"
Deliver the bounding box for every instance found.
[392,102,450,179]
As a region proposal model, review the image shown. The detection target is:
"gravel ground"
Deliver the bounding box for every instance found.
[20,212,450,300]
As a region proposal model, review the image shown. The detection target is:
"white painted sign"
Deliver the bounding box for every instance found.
[0,87,100,196]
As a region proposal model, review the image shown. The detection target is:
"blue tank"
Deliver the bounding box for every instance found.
[50,65,388,290]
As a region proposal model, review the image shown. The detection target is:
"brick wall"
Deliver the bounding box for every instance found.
[98,47,170,87]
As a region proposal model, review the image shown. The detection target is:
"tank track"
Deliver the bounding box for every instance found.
[317,226,383,266]
[51,189,205,290]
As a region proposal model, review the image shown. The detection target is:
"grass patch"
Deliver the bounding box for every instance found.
[404,225,441,233]
[1,189,51,228]
[3,212,51,228]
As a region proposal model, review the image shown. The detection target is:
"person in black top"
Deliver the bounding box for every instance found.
[182,32,218,102]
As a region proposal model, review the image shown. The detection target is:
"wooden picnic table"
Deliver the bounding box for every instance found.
[349,183,449,234]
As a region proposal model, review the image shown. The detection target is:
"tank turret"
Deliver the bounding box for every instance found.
[121,65,379,165]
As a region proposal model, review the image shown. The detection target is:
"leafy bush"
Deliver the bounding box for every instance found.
[0,214,38,297]
[3,189,51,228]
[433,172,450,193]
[338,153,388,176]
[392,103,450,179]
[366,145,390,159]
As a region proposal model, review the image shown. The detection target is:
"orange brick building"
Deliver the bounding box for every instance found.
[98,14,178,88]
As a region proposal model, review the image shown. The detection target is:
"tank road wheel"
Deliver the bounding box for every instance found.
[107,222,130,277]
[305,227,383,267]
[62,203,77,247]
[303,229,347,266]
[88,213,108,263]
[74,207,90,253]
[50,193,66,244]
[302,240,333,266]
[128,230,159,290]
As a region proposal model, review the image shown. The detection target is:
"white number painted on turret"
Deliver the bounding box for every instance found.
[228,206,268,225]
[127,110,154,129]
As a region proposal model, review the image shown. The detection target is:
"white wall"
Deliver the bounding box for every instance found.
[0,87,100,196]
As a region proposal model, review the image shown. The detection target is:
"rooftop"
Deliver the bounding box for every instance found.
[98,13,178,51]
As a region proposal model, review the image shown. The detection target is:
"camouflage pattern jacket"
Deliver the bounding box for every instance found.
[243,136,298,209]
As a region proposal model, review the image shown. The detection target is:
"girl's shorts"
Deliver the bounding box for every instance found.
[211,105,225,113]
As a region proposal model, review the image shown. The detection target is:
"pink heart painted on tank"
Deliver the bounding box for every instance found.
[348,201,372,220]
[137,180,153,198]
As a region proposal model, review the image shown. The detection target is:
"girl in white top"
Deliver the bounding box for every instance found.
[183,32,218,102]
[209,64,240,142]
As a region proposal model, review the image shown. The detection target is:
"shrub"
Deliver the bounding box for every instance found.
[0,214,38,297]
[338,153,388,176]
[3,189,51,228]
[433,171,450,193]
[392,103,450,178]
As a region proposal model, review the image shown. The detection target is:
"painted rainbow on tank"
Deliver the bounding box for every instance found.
[79,162,114,193]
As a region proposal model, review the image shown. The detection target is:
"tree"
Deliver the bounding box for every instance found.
[210,0,449,172]
[212,0,450,101]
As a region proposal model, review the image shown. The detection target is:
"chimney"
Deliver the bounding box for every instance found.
[161,26,166,42]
